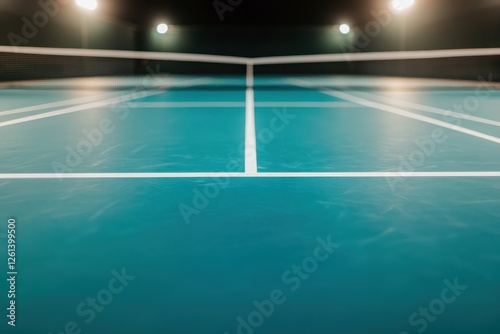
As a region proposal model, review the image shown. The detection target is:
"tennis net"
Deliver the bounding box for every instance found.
[0,46,499,89]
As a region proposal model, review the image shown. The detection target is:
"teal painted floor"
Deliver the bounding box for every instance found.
[0,76,499,334]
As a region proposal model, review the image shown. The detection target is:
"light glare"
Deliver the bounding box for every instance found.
[76,0,97,10]
[392,0,415,11]
[157,23,169,34]
[339,24,350,35]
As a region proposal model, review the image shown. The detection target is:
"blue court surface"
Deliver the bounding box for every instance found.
[1,76,500,334]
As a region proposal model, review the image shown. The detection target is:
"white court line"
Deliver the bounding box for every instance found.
[128,102,246,108]
[1,172,500,179]
[255,102,357,108]
[126,102,357,108]
[0,91,121,117]
[0,91,163,128]
[247,64,254,88]
[245,62,258,174]
[245,88,258,174]
[289,79,500,145]
[353,91,500,127]
[0,78,215,128]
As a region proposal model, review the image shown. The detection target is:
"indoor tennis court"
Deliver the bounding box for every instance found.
[1,0,500,334]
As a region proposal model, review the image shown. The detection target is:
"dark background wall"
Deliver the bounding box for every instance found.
[1,1,499,55]
[0,0,498,81]
[0,1,136,50]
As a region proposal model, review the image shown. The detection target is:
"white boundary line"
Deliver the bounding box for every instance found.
[289,79,500,145]
[0,78,215,128]
[127,102,246,108]
[1,172,500,179]
[0,90,163,128]
[353,91,500,127]
[246,64,254,87]
[118,102,358,108]
[245,88,258,174]
[255,102,357,108]
[0,92,121,118]
[244,62,258,174]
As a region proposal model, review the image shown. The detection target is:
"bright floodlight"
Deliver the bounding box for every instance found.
[76,0,97,10]
[339,24,350,35]
[157,23,169,34]
[392,0,415,11]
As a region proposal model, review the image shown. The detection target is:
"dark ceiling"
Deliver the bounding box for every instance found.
[101,0,499,26]
[107,0,378,25]
[2,0,499,27]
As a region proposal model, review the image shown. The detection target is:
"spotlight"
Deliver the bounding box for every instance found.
[392,0,415,12]
[157,23,169,34]
[75,0,98,11]
[339,24,350,35]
